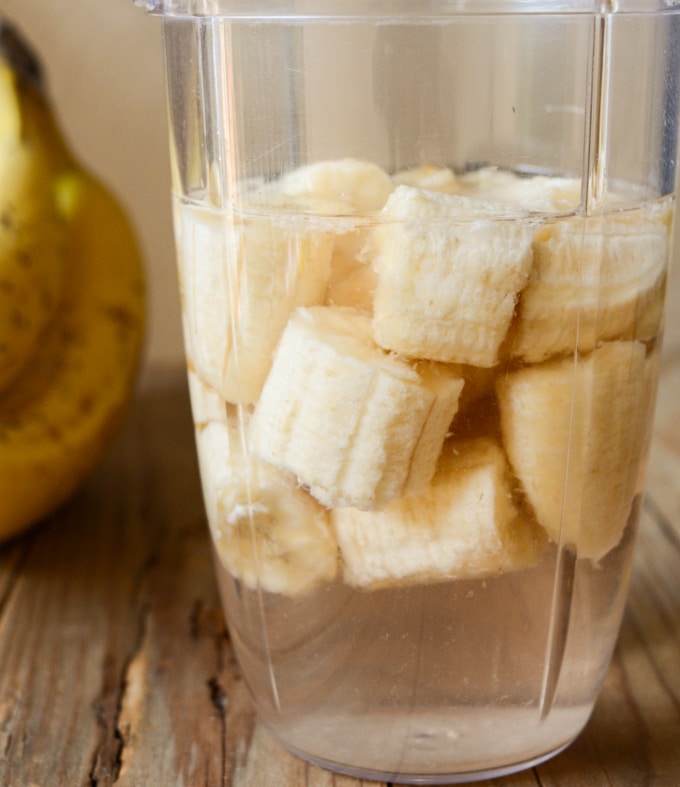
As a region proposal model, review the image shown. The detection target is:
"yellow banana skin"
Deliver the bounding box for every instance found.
[0,22,145,541]
[0,168,145,541]
[0,54,68,392]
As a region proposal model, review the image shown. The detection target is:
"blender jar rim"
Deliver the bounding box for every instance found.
[133,0,680,19]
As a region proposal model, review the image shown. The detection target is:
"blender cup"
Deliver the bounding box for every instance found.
[135,0,679,782]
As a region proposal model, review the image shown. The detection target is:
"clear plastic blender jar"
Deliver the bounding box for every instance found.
[134,0,679,782]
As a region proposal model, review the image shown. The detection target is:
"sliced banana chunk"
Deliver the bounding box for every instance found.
[277,158,393,315]
[511,200,670,363]
[332,436,547,589]
[459,167,582,213]
[249,305,464,510]
[194,409,337,596]
[371,186,535,367]
[322,214,379,314]
[278,158,394,215]
[325,253,377,313]
[497,340,652,561]
[392,164,461,193]
[176,203,333,405]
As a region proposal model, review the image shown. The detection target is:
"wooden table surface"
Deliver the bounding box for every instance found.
[1,346,679,786]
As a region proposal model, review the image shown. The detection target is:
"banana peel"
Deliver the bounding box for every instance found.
[0,21,145,541]
[0,28,70,393]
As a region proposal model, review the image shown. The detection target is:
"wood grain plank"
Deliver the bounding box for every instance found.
[0,538,30,622]
[92,368,229,787]
[230,723,379,787]
[0,367,223,787]
[0,487,144,784]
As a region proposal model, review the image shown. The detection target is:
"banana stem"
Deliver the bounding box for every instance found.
[0,19,44,92]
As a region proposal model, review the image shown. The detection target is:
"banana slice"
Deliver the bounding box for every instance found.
[497,340,652,561]
[459,167,582,213]
[371,186,536,367]
[511,201,670,363]
[249,305,464,510]
[392,164,461,194]
[277,158,394,315]
[176,202,333,405]
[332,436,547,588]
[278,158,394,215]
[194,401,338,596]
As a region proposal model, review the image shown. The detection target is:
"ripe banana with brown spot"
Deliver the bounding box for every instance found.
[0,22,145,541]
[0,169,145,541]
[0,23,70,392]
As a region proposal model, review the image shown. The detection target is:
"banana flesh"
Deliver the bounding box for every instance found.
[391,163,461,194]
[497,341,653,560]
[371,185,536,367]
[332,436,547,589]
[458,167,582,212]
[249,305,464,510]
[190,370,338,595]
[454,168,670,362]
[510,204,670,362]
[277,157,394,215]
[176,202,334,405]
[325,251,377,313]
[325,163,464,312]
[278,158,394,314]
[181,158,671,595]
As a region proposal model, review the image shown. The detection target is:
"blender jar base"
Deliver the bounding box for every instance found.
[271,724,578,784]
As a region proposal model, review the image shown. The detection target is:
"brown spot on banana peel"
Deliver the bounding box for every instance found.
[0,28,78,346]
[0,145,69,391]
[15,249,31,267]
[11,309,31,330]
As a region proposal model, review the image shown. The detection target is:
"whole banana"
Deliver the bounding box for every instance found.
[0,23,69,392]
[0,22,145,541]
